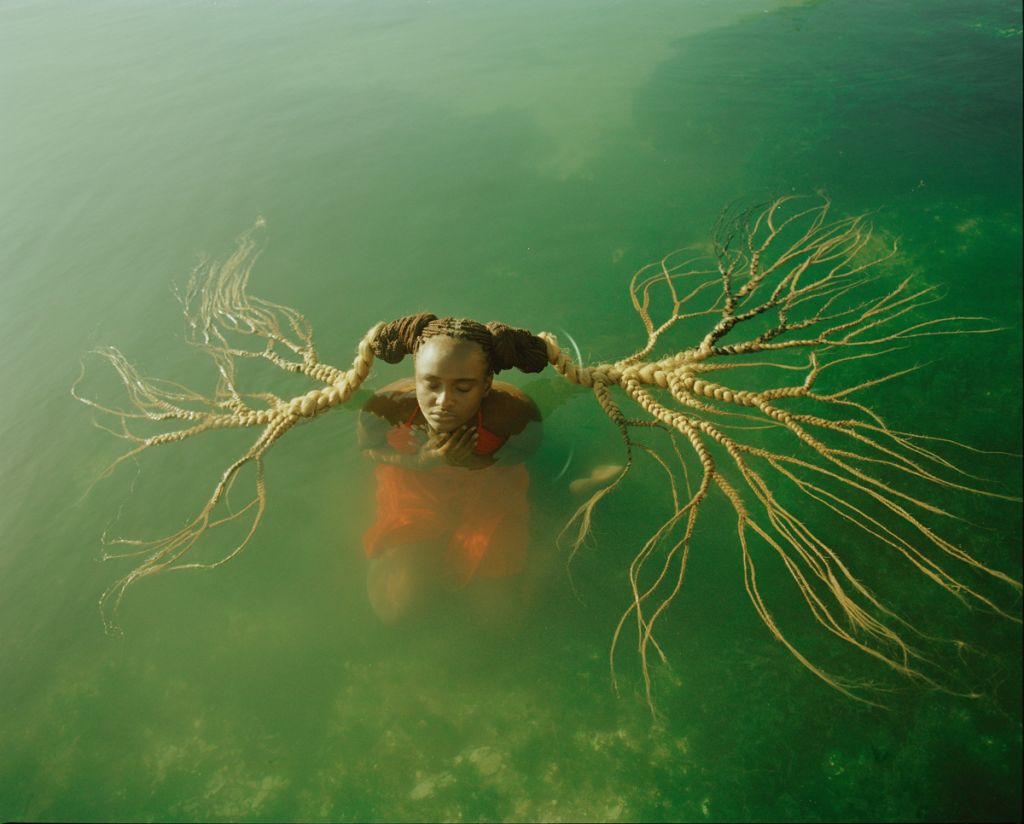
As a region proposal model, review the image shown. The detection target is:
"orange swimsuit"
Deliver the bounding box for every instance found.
[362,407,529,588]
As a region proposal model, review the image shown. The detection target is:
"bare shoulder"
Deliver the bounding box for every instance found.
[363,378,417,425]
[375,378,416,396]
[482,381,541,437]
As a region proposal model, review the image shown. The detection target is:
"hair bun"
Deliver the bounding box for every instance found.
[486,322,549,374]
[371,313,436,363]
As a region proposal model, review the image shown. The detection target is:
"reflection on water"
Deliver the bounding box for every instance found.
[1,0,1020,820]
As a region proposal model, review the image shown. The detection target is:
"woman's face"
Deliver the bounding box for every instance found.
[414,336,492,433]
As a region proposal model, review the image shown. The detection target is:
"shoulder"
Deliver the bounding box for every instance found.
[362,378,417,426]
[481,381,541,438]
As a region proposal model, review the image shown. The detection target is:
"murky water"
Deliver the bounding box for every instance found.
[2,0,1020,820]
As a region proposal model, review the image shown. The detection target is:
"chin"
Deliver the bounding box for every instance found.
[429,415,464,432]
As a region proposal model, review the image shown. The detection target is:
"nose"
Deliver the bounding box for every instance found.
[436,390,455,410]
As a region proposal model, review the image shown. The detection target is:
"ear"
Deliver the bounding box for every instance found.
[484,374,494,395]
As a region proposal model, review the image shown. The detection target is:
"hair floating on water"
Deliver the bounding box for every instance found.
[75,196,1021,713]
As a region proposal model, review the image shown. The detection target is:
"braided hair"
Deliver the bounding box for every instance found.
[370,313,549,375]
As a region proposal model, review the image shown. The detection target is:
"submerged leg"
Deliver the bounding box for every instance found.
[366,542,445,624]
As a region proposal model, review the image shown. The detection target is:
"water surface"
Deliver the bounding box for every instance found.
[1,0,1021,820]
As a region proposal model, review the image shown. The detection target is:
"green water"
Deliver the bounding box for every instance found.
[1,0,1021,821]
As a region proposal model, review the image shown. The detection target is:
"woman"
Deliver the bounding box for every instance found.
[358,314,547,625]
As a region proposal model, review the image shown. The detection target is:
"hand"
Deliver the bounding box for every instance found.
[421,423,478,467]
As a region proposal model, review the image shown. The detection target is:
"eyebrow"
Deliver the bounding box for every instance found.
[420,374,481,383]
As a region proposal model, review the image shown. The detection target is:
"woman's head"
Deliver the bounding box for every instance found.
[371,314,549,432]
[413,335,491,432]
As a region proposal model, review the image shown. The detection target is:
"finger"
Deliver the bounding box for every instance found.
[438,429,470,461]
[456,429,478,457]
[434,429,461,453]
[450,428,475,451]
[445,424,470,441]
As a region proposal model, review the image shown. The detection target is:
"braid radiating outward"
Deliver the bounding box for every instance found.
[371,313,548,375]
[77,196,1022,716]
